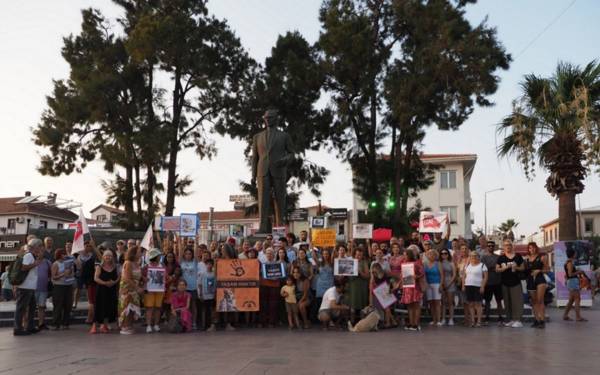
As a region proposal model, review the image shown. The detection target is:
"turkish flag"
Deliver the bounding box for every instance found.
[72,209,90,253]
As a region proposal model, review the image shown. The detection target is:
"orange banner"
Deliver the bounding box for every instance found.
[216,259,260,312]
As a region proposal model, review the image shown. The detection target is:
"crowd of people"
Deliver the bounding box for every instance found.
[3,229,593,336]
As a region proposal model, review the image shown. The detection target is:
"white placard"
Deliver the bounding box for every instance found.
[352,223,373,239]
[418,211,448,233]
[147,267,166,292]
[401,263,416,288]
[334,258,358,276]
[373,281,397,309]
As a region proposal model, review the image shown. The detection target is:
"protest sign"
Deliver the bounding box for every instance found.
[310,216,326,228]
[312,228,336,248]
[216,259,259,312]
[229,224,244,238]
[147,267,166,292]
[352,223,373,239]
[334,258,358,276]
[180,213,199,236]
[418,211,448,233]
[272,226,287,241]
[373,281,397,309]
[161,216,180,232]
[401,263,416,288]
[262,263,286,280]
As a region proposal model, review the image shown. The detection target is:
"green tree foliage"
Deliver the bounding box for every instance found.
[320,0,510,234]
[498,61,600,240]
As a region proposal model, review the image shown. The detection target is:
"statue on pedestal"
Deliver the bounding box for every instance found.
[251,109,295,234]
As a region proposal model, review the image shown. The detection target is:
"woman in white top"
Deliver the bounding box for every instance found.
[462,251,488,327]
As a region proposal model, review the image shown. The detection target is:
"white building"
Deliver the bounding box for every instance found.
[539,205,600,247]
[0,192,78,235]
[352,153,477,239]
[90,204,126,227]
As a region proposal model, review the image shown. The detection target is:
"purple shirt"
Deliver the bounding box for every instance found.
[36,259,51,291]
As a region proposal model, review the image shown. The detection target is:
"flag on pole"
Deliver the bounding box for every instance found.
[72,209,90,253]
[140,222,154,251]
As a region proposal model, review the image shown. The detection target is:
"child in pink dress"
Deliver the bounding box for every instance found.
[171,280,192,332]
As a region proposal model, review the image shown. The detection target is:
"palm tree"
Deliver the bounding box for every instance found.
[498,61,600,240]
[498,219,519,241]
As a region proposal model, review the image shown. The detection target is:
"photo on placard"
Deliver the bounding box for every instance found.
[180,213,199,237]
[334,258,358,276]
[147,267,166,292]
[311,216,325,228]
[401,263,416,288]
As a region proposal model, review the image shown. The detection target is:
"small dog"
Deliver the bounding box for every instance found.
[348,306,381,333]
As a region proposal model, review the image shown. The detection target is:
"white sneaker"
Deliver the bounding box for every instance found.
[120,329,132,335]
[436,322,444,327]
[428,321,435,326]
[447,319,454,326]
[146,325,153,333]
[206,324,216,332]
[503,321,514,327]
[153,325,160,332]
[225,323,236,331]
[511,321,523,328]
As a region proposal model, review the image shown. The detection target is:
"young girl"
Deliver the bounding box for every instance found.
[280,276,300,329]
[171,280,192,332]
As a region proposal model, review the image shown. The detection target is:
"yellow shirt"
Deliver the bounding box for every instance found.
[280,285,296,304]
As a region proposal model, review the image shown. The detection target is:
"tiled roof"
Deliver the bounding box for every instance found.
[0,197,78,221]
[90,204,126,215]
[381,153,477,161]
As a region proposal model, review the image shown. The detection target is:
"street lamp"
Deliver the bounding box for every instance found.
[484,188,504,236]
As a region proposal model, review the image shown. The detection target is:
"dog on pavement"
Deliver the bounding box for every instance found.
[348,306,381,333]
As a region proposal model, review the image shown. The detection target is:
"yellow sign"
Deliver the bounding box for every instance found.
[311,228,337,248]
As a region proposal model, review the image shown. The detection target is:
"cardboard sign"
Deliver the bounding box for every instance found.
[146,267,166,292]
[373,281,397,309]
[180,213,199,236]
[216,259,259,312]
[334,258,358,276]
[312,228,337,248]
[262,262,286,280]
[271,226,287,241]
[161,216,180,232]
[418,211,448,233]
[352,223,373,239]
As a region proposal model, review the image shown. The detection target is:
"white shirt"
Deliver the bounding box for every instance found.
[465,263,488,287]
[19,252,38,290]
[258,251,268,264]
[319,286,339,311]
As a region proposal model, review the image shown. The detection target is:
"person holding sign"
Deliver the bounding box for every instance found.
[346,247,370,324]
[143,249,166,333]
[260,248,281,327]
[401,245,425,331]
[369,263,398,328]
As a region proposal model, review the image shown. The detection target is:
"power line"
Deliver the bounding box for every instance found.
[514,0,577,60]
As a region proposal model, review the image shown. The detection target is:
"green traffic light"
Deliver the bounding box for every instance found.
[369,201,377,208]
[387,199,396,209]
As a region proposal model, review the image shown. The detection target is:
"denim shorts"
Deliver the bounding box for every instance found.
[35,291,48,307]
[566,277,580,291]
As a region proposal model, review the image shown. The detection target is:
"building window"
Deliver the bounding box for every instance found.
[544,231,547,243]
[57,223,64,230]
[96,214,107,223]
[584,218,593,233]
[554,228,557,241]
[440,170,457,189]
[7,218,16,229]
[39,220,48,229]
[440,206,458,224]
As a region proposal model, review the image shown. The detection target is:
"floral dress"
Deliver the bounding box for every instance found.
[400,260,424,305]
[118,263,142,326]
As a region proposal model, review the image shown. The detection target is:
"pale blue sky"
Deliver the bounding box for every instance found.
[0,0,598,237]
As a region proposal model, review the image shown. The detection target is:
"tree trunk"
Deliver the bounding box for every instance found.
[124,165,135,231]
[558,191,577,241]
[145,165,156,225]
[397,138,413,236]
[165,68,183,216]
[134,163,143,228]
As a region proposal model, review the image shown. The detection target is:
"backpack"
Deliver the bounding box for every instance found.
[9,254,29,286]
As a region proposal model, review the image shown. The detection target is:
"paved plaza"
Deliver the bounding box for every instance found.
[0,306,598,375]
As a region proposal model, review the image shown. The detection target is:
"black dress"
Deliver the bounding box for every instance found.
[94,266,118,324]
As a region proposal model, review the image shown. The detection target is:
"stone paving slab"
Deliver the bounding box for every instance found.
[0,306,598,375]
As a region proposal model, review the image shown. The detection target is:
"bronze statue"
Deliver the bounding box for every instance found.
[251,109,294,233]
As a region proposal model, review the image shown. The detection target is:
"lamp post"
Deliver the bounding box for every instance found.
[484,188,504,236]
